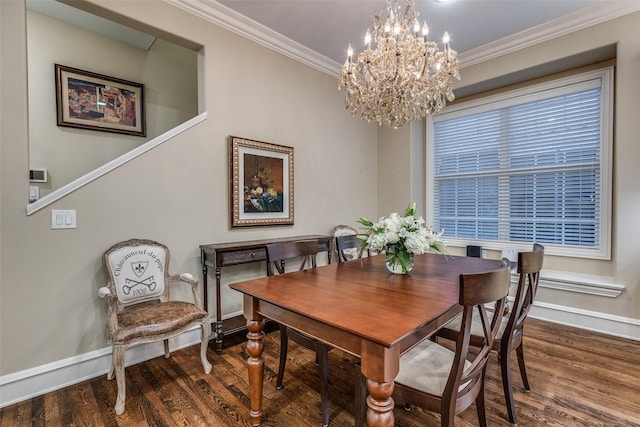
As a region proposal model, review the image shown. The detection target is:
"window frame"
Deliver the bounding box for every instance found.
[426,67,613,260]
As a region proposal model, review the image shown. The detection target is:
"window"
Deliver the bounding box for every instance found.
[428,68,613,259]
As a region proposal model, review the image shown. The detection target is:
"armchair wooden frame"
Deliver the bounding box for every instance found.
[99,239,212,415]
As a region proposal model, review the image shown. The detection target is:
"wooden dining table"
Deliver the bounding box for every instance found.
[230,252,504,427]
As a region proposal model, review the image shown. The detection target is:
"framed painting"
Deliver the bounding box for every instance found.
[55,64,146,137]
[229,136,294,227]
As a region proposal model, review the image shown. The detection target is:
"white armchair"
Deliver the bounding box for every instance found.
[99,238,211,415]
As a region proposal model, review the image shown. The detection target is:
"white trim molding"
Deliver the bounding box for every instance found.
[511,269,624,298]
[165,0,640,77]
[459,2,640,67]
[0,326,204,409]
[528,301,640,342]
[26,112,208,215]
[165,0,341,77]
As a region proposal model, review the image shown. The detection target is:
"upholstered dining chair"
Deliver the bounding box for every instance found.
[99,239,212,415]
[335,234,370,263]
[266,240,333,426]
[356,259,511,427]
[436,243,544,424]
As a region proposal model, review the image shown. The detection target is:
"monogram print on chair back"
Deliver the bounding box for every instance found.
[108,245,166,303]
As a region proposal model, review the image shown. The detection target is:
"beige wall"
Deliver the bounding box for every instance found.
[377,124,411,215]
[27,11,199,196]
[0,0,377,375]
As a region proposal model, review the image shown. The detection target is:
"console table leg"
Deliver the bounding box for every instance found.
[215,267,224,352]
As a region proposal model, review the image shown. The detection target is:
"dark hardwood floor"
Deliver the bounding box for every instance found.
[1,318,639,426]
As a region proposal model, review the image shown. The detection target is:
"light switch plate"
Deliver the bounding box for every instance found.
[51,210,76,229]
[29,186,39,203]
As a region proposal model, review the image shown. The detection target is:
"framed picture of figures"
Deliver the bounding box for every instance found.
[55,64,146,137]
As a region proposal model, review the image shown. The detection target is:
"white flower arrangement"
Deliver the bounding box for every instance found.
[358,202,446,273]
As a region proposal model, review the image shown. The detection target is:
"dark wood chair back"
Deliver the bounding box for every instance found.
[391,258,511,427]
[335,234,369,263]
[433,243,544,425]
[509,243,544,338]
[494,243,544,423]
[450,258,511,407]
[266,240,318,276]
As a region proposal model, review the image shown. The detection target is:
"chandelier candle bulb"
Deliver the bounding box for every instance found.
[338,0,460,128]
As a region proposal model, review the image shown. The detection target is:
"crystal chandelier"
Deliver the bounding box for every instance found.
[338,0,460,128]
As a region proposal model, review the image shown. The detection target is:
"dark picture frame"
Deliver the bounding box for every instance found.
[55,64,146,137]
[229,136,294,227]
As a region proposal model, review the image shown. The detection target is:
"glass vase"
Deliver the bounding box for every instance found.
[385,254,414,274]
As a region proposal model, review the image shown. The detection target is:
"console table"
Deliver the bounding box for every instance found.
[200,235,332,351]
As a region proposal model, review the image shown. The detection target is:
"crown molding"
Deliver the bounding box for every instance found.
[165,0,640,77]
[459,2,640,68]
[165,0,342,77]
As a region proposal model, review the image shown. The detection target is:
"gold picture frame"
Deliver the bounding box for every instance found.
[229,136,294,227]
[55,64,146,137]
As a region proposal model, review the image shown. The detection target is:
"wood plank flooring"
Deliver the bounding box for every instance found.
[1,318,639,426]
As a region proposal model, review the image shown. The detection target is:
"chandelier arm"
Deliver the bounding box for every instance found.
[338,0,459,127]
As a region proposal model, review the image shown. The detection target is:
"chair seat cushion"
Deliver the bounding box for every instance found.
[396,339,471,397]
[442,309,509,340]
[114,301,208,342]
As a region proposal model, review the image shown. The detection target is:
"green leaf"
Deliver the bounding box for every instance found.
[403,201,417,217]
[357,217,373,227]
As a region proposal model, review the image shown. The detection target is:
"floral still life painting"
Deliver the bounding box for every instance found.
[229,136,294,227]
[243,154,284,213]
[358,202,446,274]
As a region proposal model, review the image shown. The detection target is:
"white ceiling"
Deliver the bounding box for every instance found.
[216,0,630,65]
[28,0,640,77]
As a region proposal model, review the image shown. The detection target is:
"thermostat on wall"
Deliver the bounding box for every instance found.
[29,168,48,183]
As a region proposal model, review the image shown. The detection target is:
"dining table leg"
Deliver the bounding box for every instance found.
[365,378,395,427]
[245,295,265,426]
[361,342,398,427]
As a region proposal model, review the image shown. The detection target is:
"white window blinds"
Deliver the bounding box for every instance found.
[430,68,612,259]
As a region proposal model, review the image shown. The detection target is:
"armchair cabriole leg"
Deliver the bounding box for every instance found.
[201,321,212,373]
[113,344,127,415]
[164,339,170,358]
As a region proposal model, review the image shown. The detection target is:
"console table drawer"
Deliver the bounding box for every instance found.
[220,248,267,266]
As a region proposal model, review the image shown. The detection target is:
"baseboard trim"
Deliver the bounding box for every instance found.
[528,300,640,341]
[1,305,638,408]
[0,327,203,408]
